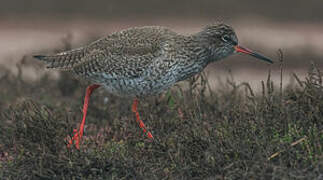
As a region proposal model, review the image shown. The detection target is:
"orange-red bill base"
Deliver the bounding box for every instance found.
[235,45,273,64]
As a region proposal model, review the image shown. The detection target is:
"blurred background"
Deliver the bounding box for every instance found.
[1,0,323,89]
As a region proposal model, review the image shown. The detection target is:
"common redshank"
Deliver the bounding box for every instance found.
[34,23,273,149]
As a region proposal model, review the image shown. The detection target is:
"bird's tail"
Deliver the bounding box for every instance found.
[33,48,85,70]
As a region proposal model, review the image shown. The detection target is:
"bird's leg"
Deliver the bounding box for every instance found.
[68,84,101,149]
[132,99,154,139]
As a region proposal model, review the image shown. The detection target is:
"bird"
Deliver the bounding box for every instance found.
[34,23,273,149]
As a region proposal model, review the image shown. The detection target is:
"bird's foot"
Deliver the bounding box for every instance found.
[67,84,100,150]
[137,120,154,139]
[67,128,81,149]
[147,132,154,139]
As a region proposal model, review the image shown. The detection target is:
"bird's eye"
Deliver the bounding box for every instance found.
[221,35,231,42]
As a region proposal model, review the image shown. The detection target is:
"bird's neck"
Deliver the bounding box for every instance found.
[188,32,216,63]
[165,34,215,82]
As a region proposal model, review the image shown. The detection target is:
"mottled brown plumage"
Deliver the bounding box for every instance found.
[34,23,273,149]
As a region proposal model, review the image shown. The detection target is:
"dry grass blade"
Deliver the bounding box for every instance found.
[293,73,304,87]
[268,136,307,161]
[278,49,284,101]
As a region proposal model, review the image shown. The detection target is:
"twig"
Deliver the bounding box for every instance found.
[268,136,307,160]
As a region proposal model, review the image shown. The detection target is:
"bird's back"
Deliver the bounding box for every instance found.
[34,26,178,75]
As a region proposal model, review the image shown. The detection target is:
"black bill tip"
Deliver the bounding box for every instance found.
[235,45,273,64]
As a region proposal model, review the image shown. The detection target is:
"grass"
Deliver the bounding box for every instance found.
[0,50,322,179]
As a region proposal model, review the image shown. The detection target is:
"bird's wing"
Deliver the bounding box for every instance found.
[33,47,86,70]
[72,26,178,79]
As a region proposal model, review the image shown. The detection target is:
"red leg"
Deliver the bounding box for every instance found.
[132,99,154,139]
[68,84,101,149]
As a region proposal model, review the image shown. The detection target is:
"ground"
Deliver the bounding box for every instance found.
[0,48,322,179]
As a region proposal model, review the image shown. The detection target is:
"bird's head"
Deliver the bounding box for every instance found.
[200,23,273,64]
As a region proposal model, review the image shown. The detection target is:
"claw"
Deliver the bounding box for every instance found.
[68,129,80,149]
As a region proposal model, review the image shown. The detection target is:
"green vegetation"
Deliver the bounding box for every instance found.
[0,54,322,179]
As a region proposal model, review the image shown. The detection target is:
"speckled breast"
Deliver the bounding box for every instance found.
[94,70,178,97]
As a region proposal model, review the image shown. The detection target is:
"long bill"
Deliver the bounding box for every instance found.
[235,45,273,64]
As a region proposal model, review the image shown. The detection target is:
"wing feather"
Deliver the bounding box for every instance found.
[72,26,177,78]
